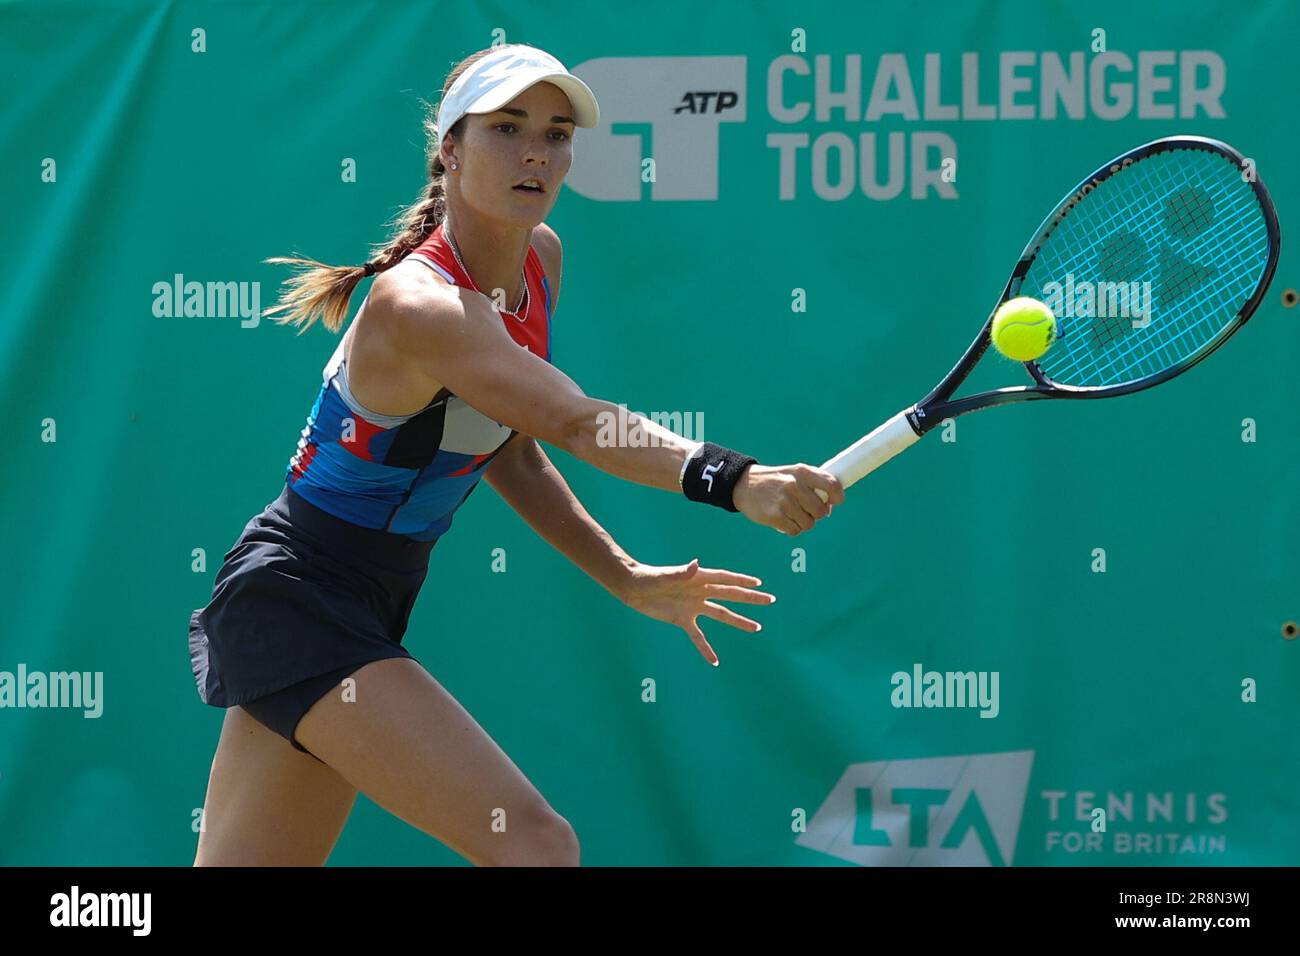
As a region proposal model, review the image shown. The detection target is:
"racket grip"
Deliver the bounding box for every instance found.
[814,409,922,500]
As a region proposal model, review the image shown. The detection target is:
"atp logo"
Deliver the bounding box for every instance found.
[673,91,740,114]
[797,750,1034,866]
[565,56,747,201]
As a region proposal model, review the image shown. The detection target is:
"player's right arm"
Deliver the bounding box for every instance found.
[356,265,843,534]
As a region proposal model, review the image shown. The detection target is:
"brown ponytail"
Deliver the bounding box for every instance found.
[263,47,497,334]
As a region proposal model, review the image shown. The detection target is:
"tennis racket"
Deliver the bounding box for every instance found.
[817,135,1281,499]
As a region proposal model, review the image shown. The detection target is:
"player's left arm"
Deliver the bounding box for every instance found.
[483,224,634,599]
[485,224,636,598]
[481,225,774,665]
[483,432,775,666]
[531,221,563,319]
[483,433,638,601]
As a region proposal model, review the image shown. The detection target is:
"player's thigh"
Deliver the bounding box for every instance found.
[194,704,358,866]
[294,657,578,866]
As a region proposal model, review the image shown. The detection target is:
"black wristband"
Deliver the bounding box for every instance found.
[681,442,757,512]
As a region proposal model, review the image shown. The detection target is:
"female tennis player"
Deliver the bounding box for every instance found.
[188,43,844,867]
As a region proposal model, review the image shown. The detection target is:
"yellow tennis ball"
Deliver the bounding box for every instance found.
[990,296,1057,361]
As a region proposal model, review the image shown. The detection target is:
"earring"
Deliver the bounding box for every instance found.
[450,163,459,170]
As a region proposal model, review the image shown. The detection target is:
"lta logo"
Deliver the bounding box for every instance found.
[797,750,1034,866]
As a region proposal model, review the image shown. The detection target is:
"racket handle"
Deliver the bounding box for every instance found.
[814,409,922,501]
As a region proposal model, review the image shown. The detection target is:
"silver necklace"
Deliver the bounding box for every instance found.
[442,223,529,320]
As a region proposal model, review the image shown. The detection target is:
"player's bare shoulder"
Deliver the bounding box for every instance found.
[531,222,562,264]
[341,258,468,413]
[374,256,459,315]
[531,222,563,307]
[363,258,465,351]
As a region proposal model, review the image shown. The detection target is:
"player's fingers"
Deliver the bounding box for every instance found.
[781,499,816,533]
[800,467,846,505]
[789,480,831,521]
[701,583,776,605]
[700,601,761,633]
[770,513,801,536]
[694,567,762,588]
[684,619,719,666]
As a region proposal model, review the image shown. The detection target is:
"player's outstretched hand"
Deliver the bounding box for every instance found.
[621,559,774,666]
[732,464,844,535]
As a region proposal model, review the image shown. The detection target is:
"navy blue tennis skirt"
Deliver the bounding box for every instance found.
[188,484,436,758]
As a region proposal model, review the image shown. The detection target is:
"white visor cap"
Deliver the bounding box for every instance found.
[434,44,600,154]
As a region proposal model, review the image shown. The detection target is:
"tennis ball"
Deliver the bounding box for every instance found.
[990,296,1057,362]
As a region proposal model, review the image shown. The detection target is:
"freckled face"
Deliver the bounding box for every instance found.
[447,81,576,227]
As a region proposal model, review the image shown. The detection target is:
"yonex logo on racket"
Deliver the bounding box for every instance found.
[1041,275,1154,327]
[1041,177,1230,336]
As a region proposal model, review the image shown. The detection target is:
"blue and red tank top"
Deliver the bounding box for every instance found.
[285,222,553,541]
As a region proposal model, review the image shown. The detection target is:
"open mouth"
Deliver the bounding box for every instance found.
[513,180,546,194]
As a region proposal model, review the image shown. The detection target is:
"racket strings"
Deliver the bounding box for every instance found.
[1041,154,1258,381]
[1023,148,1270,389]
[1040,153,1222,366]
[1036,153,1264,384]
[1115,201,1262,374]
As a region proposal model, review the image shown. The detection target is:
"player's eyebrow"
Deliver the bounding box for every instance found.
[495,107,575,125]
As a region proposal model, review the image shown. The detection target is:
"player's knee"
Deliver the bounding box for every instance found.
[482,804,579,866]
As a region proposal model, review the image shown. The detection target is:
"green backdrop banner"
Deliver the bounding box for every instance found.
[1,0,1296,866]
